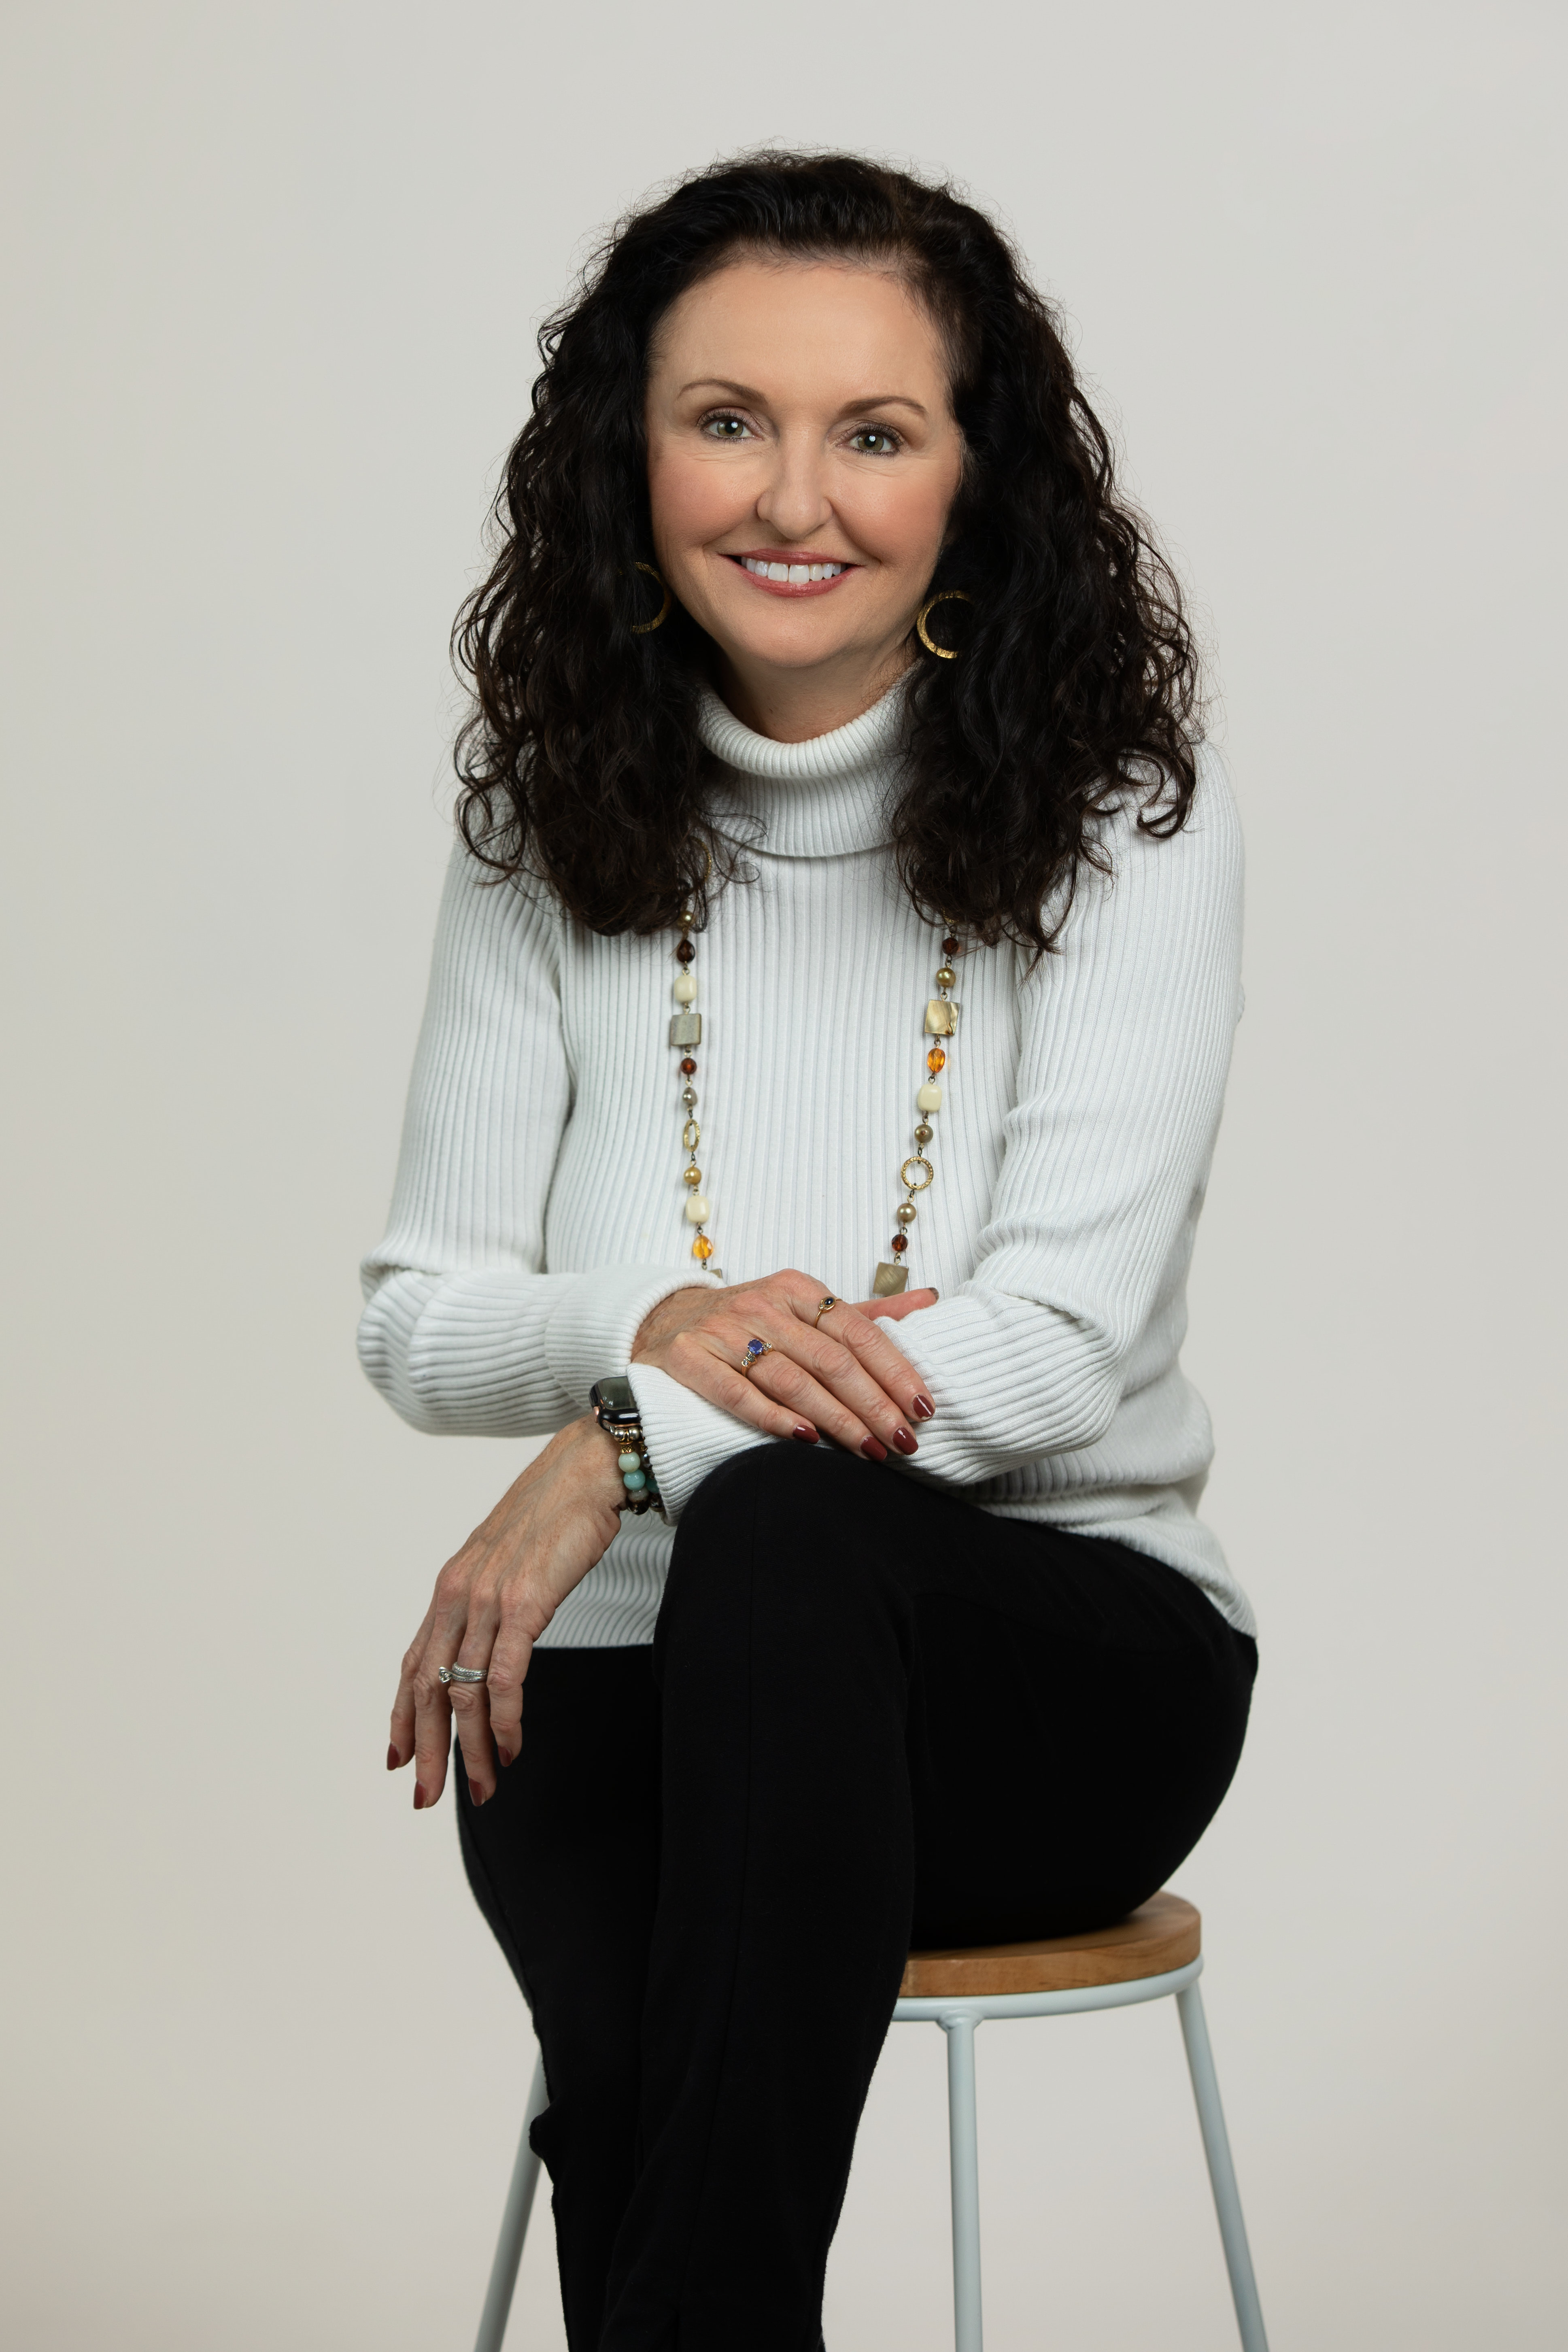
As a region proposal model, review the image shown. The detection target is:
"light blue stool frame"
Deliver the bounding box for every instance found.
[473,1955,1268,2352]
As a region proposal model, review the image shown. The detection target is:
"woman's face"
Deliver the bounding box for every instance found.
[645,257,965,727]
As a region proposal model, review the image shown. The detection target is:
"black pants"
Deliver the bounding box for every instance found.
[457,1442,1256,2352]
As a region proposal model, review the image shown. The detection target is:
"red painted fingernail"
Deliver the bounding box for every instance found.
[413,1784,428,1810]
[387,1744,400,1771]
[471,1786,486,1808]
[497,1746,515,1769]
[860,1435,888,1462]
[792,1422,819,1443]
[891,1426,918,1455]
[911,1395,935,1419]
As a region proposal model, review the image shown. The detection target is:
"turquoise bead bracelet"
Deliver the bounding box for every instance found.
[612,1423,662,1515]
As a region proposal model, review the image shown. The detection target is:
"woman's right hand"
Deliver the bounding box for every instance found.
[630,1271,939,1461]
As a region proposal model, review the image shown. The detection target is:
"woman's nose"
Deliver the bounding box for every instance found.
[754,445,832,541]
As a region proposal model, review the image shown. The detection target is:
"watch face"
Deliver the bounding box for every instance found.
[590,1376,639,1424]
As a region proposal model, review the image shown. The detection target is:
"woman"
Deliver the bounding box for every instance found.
[361,153,1256,2351]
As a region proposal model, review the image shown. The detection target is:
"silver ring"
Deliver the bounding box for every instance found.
[438,1664,487,1686]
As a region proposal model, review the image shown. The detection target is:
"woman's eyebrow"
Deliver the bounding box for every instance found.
[838,393,929,420]
[677,376,930,420]
[676,376,768,402]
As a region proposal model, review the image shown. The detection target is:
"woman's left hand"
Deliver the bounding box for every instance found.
[387,1415,626,1810]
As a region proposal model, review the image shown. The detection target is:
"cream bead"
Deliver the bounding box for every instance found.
[673,973,698,1004]
[684,1194,710,1223]
[917,1081,943,1112]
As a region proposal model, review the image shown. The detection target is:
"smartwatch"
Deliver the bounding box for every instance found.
[590,1377,663,1513]
[589,1375,641,1430]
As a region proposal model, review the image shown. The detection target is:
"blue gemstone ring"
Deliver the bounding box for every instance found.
[739,1337,773,1379]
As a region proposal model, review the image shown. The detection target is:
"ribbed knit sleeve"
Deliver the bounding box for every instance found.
[358,844,710,1435]
[628,750,1243,1516]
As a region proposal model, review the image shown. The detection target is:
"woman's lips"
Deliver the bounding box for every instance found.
[725,552,856,597]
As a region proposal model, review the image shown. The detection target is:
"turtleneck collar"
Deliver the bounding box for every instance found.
[696,674,910,858]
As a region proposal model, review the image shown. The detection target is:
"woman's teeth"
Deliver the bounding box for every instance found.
[741,557,846,584]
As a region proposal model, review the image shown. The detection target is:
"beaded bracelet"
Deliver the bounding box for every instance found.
[610,1420,663,1515]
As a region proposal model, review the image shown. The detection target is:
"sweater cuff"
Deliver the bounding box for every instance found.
[543,1264,715,1411]
[623,1360,773,1523]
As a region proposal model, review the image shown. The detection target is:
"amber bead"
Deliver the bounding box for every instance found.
[676,939,696,963]
[926,1045,947,1074]
[692,1234,714,1260]
[942,935,960,957]
[890,1233,908,1254]
[680,1057,697,1075]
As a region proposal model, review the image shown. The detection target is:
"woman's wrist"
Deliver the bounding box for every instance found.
[558,1412,636,1511]
[631,1282,730,1362]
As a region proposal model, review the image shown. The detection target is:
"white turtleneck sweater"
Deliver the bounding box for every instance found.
[359,684,1254,1643]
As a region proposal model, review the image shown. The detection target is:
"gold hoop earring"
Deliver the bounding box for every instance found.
[631,562,672,635]
[916,589,972,660]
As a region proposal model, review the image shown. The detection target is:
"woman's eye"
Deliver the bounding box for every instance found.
[848,427,901,455]
[701,414,752,441]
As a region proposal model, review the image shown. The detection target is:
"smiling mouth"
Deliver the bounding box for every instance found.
[726,552,854,595]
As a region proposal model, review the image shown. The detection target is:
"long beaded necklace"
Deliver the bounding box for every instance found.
[667,905,962,1296]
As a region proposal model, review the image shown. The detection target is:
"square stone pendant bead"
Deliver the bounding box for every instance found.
[873,1262,909,1296]
[669,1011,702,1047]
[925,999,959,1036]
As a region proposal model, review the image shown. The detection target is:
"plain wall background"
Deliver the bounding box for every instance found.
[3,3,1563,2345]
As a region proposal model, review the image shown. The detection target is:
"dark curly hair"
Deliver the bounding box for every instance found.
[453,151,1201,960]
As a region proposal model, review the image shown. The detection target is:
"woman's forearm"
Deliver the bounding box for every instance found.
[357,1262,714,1437]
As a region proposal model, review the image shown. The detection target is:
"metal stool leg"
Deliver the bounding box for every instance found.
[940,2014,984,2352]
[474,2051,549,2352]
[1175,1985,1269,2352]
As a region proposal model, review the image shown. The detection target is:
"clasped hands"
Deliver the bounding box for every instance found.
[388,1270,939,1812]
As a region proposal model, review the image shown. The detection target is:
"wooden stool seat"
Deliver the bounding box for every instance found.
[899,1890,1200,1999]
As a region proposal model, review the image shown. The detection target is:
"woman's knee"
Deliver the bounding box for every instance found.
[660,1441,900,1650]
[679,1438,869,1555]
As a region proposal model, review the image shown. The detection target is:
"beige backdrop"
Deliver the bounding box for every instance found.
[3,3,1563,2346]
